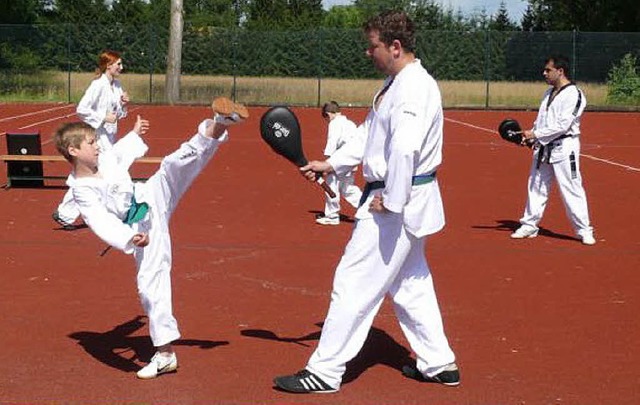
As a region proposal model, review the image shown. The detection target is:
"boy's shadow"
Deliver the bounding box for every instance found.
[53,224,89,232]
[473,219,578,241]
[68,315,228,373]
[242,322,412,385]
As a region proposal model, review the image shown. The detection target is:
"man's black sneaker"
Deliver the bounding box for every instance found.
[273,369,338,394]
[52,211,77,230]
[402,363,460,387]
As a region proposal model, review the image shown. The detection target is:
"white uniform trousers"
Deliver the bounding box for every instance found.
[306,211,455,389]
[323,173,362,219]
[56,129,117,224]
[520,151,593,237]
[132,133,219,347]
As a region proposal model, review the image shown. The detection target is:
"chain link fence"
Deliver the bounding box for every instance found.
[1,24,638,109]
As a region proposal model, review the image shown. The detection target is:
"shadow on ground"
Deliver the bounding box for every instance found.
[242,322,413,387]
[473,219,578,241]
[68,316,228,372]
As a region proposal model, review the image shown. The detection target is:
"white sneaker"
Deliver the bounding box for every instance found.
[136,352,178,379]
[510,226,538,239]
[316,216,339,225]
[212,97,249,125]
[581,234,596,245]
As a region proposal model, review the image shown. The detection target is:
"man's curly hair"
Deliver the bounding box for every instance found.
[363,10,416,54]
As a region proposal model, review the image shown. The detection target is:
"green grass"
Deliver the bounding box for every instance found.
[0,70,618,109]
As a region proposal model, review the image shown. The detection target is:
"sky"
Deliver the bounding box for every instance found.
[323,0,529,20]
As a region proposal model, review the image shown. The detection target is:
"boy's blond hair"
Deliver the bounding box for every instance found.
[54,122,95,163]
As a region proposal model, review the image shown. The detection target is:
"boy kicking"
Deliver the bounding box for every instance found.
[53,97,248,379]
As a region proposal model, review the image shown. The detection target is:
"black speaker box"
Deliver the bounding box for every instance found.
[6,132,44,187]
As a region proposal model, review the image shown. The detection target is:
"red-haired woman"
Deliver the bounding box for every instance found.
[53,50,130,229]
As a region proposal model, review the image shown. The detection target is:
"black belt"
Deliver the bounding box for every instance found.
[536,134,573,169]
[358,172,437,207]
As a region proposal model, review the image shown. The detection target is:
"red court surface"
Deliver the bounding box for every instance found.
[1,102,639,404]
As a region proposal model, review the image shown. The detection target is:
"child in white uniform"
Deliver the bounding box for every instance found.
[53,97,248,379]
[54,50,129,229]
[316,101,362,225]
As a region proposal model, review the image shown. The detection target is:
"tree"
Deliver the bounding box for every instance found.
[244,0,324,31]
[245,0,288,30]
[289,0,323,28]
[166,0,183,104]
[353,0,410,21]
[110,0,150,25]
[322,5,363,28]
[0,0,43,24]
[145,0,171,24]
[522,0,640,32]
[489,1,518,31]
[520,4,536,31]
[44,0,111,24]
[185,0,239,27]
[607,53,640,104]
[466,8,489,31]
[408,0,449,30]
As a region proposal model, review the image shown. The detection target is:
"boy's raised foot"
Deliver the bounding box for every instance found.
[212,97,249,125]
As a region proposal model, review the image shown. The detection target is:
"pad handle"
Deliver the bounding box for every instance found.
[315,175,336,198]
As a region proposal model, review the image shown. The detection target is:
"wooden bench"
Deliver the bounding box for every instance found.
[0,154,162,188]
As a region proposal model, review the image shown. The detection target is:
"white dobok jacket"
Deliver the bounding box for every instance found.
[76,74,128,145]
[327,59,445,238]
[67,130,148,253]
[532,84,586,164]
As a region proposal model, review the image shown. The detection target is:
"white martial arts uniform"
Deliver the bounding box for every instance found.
[518,83,593,238]
[69,120,226,347]
[305,59,456,389]
[57,74,128,224]
[322,114,362,219]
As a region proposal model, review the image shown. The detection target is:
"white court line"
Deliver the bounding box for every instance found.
[2,106,141,142]
[0,103,73,122]
[1,112,78,143]
[445,117,496,134]
[445,116,640,173]
[37,106,141,146]
[17,112,77,129]
[580,154,640,172]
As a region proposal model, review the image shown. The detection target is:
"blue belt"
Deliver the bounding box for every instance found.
[358,172,437,207]
[124,195,149,225]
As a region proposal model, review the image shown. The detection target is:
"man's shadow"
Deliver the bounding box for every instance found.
[68,316,228,373]
[242,322,413,386]
[473,219,578,241]
[308,210,355,224]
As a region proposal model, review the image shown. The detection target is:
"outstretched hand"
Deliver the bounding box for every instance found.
[299,160,333,182]
[133,115,150,136]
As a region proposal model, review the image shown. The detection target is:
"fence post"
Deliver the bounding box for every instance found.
[484,29,491,109]
[232,28,238,102]
[572,29,577,80]
[148,23,154,104]
[67,25,71,104]
[317,29,322,108]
